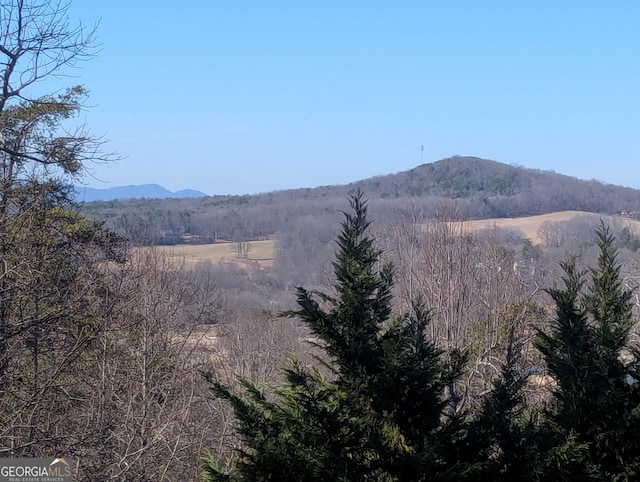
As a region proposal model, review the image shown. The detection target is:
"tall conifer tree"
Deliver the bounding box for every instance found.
[535,224,640,480]
[203,190,472,481]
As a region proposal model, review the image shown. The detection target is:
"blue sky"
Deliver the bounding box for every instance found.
[61,1,639,195]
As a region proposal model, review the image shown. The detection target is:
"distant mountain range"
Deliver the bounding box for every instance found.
[74,184,208,202]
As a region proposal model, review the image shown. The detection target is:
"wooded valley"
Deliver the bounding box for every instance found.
[3,1,640,480]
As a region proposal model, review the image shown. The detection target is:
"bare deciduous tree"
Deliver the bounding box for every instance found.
[0,0,97,109]
[0,0,124,461]
[385,207,546,411]
[233,241,251,259]
[76,247,224,480]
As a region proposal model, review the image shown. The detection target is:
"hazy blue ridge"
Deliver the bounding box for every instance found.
[74,184,208,202]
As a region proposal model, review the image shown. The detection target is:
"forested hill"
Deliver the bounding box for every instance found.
[81,156,640,244]
[351,156,640,216]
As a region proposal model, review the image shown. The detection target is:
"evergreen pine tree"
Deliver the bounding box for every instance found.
[534,223,640,480]
[203,190,473,481]
[467,335,540,482]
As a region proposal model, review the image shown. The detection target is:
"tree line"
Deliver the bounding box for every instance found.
[80,156,640,246]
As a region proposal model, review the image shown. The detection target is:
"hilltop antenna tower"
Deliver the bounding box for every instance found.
[420,145,424,164]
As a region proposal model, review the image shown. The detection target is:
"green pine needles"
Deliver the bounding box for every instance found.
[203,195,640,481]
[534,223,640,480]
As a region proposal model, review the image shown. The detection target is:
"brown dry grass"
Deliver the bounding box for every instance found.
[453,211,640,244]
[152,240,276,268]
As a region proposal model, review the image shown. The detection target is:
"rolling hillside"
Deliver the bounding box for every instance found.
[81,157,640,245]
[126,210,640,272]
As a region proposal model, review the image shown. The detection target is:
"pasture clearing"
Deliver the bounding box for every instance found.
[154,239,276,268]
[145,211,637,270]
[446,211,640,244]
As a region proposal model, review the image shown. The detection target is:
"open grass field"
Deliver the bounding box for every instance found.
[452,211,640,244]
[148,211,639,269]
[154,239,276,268]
